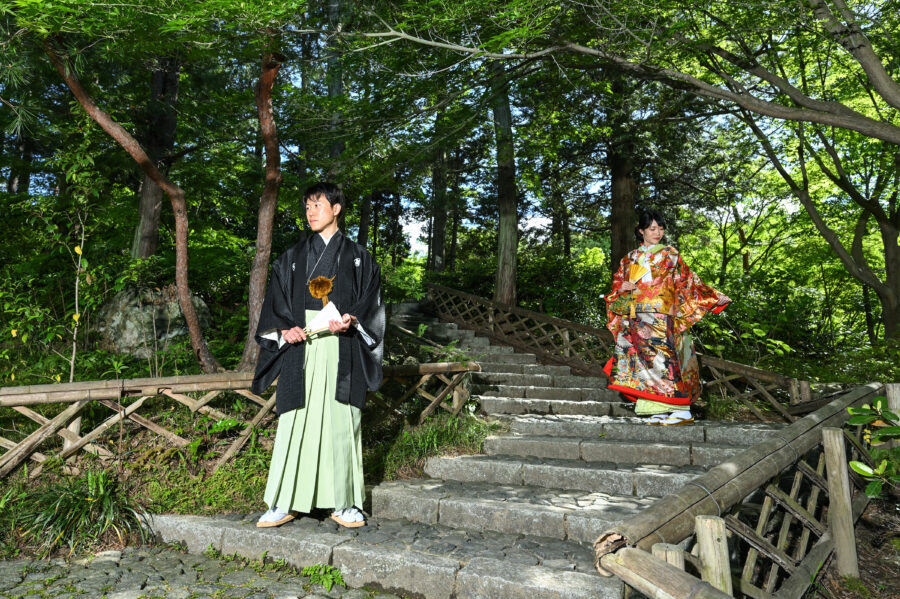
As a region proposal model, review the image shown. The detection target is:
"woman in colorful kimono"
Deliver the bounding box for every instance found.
[604,210,730,425]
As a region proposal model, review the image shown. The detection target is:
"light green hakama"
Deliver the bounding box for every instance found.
[263,309,365,513]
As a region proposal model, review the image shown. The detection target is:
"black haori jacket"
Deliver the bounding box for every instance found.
[250,233,384,415]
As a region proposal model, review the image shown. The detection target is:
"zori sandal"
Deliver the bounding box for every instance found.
[331,507,366,528]
[256,508,296,528]
[657,410,695,426]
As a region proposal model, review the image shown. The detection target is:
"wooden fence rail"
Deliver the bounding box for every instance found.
[594,382,887,598]
[426,284,813,422]
[0,362,480,480]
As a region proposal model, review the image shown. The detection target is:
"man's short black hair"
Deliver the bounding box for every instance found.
[304,182,344,207]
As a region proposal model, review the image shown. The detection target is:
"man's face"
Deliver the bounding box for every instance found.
[305,194,341,233]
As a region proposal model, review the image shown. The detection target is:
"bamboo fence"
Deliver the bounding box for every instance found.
[425,284,813,421]
[593,382,890,599]
[0,361,480,480]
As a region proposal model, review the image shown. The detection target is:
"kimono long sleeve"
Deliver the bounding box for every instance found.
[251,254,300,396]
[672,251,731,334]
[605,256,630,337]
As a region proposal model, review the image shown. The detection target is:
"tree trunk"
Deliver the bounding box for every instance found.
[448,151,461,271]
[358,193,371,248]
[391,187,403,266]
[877,220,900,339]
[6,135,33,194]
[131,178,164,258]
[608,151,637,271]
[326,0,344,176]
[371,190,380,260]
[489,62,518,305]
[430,122,448,271]
[238,49,284,372]
[45,44,221,374]
[861,283,877,345]
[131,57,180,259]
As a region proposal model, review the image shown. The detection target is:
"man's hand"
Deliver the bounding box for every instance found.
[328,313,356,333]
[281,326,307,344]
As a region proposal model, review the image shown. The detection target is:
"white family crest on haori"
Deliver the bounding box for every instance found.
[354,257,361,267]
[291,262,295,271]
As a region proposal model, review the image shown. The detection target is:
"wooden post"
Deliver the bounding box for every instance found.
[800,381,812,404]
[561,329,571,358]
[651,543,685,570]
[695,515,733,596]
[886,384,900,451]
[822,427,859,578]
[788,378,800,405]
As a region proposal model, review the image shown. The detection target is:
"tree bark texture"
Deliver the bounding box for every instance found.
[238,50,284,372]
[357,193,371,248]
[6,135,33,194]
[607,77,638,272]
[430,117,448,271]
[131,56,180,259]
[448,151,461,271]
[489,62,518,305]
[45,44,221,374]
[327,0,344,176]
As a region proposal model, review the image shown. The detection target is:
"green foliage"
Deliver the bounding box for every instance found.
[143,447,269,514]
[382,257,426,303]
[18,470,146,558]
[301,564,346,592]
[847,397,900,498]
[379,413,503,480]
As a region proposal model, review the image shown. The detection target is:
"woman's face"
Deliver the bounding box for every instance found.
[639,220,665,246]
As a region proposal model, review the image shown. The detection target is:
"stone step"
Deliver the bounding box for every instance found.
[477,362,571,375]
[372,479,656,545]
[427,328,476,341]
[473,372,608,388]
[473,351,535,363]
[425,454,706,497]
[388,301,423,316]
[478,397,633,417]
[457,336,492,348]
[483,435,744,467]
[476,385,620,402]
[505,414,785,446]
[149,514,622,599]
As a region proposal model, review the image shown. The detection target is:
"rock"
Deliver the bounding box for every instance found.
[96,286,211,358]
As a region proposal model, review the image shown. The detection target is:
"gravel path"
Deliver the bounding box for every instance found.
[0,546,404,599]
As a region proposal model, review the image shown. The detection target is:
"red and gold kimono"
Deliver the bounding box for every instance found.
[604,244,730,410]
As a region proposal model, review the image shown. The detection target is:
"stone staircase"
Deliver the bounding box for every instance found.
[152,303,783,599]
[366,303,785,598]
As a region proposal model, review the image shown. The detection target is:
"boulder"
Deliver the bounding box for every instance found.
[97,285,211,358]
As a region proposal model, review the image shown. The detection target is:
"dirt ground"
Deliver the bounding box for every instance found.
[815,499,900,599]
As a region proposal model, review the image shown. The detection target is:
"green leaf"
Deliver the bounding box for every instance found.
[872,426,900,441]
[847,414,879,426]
[849,461,874,477]
[864,480,883,498]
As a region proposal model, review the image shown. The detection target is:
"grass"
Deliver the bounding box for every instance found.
[1,469,146,558]
[377,413,504,480]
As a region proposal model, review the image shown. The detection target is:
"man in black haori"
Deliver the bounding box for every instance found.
[251,182,384,528]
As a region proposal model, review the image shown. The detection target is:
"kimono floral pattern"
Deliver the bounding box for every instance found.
[604,245,730,406]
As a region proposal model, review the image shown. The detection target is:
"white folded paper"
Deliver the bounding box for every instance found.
[304,301,342,336]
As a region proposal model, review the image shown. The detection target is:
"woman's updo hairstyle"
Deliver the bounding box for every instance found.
[634,209,667,245]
